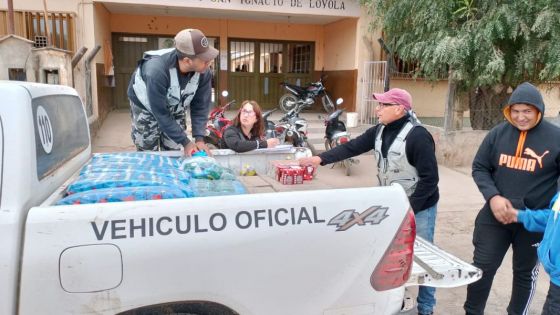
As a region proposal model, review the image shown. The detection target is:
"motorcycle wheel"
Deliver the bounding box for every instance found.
[342,158,352,176]
[324,139,332,151]
[322,93,335,113]
[279,93,299,113]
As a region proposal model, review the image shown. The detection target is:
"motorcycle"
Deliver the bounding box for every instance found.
[273,101,317,155]
[278,71,335,113]
[204,91,235,149]
[322,98,358,176]
[262,108,278,140]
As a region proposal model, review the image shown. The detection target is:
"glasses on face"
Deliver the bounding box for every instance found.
[376,103,400,109]
[241,109,256,116]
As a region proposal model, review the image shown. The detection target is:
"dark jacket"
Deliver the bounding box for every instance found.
[472,82,560,223]
[222,125,268,153]
[127,49,212,146]
[319,114,439,213]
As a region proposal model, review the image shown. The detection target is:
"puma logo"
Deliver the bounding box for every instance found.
[523,148,549,168]
[498,148,549,172]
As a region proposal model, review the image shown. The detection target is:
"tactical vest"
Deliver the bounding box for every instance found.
[132,48,200,113]
[374,119,419,196]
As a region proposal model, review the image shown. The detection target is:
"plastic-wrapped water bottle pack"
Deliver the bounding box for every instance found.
[56,152,246,205]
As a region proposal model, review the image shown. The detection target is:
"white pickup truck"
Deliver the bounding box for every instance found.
[0,81,481,315]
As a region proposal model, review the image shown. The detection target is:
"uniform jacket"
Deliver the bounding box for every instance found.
[318,114,439,213]
[127,49,212,146]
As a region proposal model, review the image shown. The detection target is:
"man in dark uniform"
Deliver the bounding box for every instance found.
[127,28,218,156]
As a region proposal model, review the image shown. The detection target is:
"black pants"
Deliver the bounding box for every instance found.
[543,281,560,315]
[464,210,543,315]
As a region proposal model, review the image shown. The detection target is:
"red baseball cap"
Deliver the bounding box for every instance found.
[372,88,412,111]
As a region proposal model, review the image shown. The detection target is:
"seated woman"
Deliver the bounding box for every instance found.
[221,100,279,152]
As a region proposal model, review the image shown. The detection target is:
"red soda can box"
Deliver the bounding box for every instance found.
[282,168,295,185]
[293,167,304,184]
[303,165,315,181]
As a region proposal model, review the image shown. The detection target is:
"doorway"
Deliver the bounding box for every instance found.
[228,39,314,109]
[112,33,220,109]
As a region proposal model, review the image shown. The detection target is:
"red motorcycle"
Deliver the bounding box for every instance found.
[204,99,235,149]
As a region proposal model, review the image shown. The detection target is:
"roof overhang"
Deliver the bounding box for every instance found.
[97,0,361,25]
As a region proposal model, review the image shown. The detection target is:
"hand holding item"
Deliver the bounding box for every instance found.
[298,156,322,168]
[195,140,212,156]
[184,141,196,157]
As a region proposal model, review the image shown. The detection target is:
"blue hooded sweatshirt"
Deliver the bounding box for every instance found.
[517,192,560,286]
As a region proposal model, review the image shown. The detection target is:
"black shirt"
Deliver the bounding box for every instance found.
[319,115,439,213]
[222,125,268,153]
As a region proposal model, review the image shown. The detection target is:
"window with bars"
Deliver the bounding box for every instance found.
[286,43,312,74]
[260,42,282,74]
[26,12,74,51]
[0,11,75,51]
[8,68,26,81]
[230,41,255,73]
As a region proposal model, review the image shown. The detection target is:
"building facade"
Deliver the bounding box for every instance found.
[1,0,558,130]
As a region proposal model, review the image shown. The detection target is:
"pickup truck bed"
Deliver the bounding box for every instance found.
[0,81,481,315]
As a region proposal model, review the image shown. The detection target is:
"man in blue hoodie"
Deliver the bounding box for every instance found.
[507,194,560,315]
[464,82,560,315]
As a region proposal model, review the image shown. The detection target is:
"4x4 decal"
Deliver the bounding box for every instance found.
[328,206,389,231]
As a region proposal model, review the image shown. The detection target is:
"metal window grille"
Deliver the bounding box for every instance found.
[230,41,255,73]
[286,43,312,74]
[23,11,75,51]
[259,42,282,74]
[361,61,388,125]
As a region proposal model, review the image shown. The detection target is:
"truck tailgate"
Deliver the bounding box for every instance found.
[408,237,482,288]
[20,186,411,315]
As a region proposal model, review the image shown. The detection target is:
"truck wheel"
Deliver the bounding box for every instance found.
[279,93,298,112]
[117,301,237,315]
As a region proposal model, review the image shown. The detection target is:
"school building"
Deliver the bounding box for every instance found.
[1,0,558,131]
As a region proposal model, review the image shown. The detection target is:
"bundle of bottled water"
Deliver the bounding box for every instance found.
[57,152,246,205]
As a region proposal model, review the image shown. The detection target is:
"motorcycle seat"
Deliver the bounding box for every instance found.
[282,83,307,94]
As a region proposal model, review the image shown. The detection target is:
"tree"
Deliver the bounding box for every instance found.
[361,0,560,129]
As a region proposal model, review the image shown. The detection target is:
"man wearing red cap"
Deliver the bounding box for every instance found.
[127,28,218,156]
[299,88,439,315]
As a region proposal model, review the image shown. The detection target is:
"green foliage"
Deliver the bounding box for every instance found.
[361,0,560,90]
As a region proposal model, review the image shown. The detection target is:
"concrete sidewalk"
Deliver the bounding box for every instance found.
[93,109,548,315]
